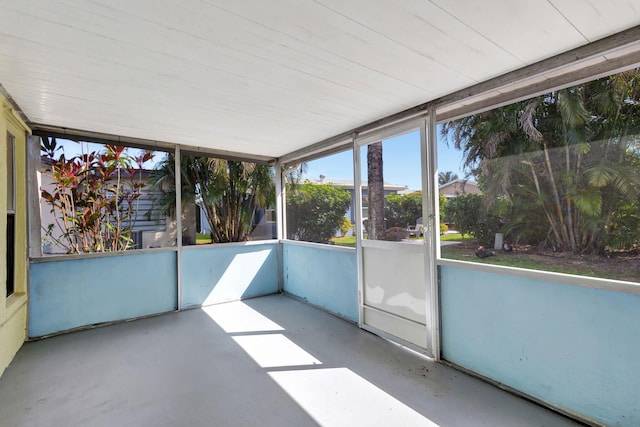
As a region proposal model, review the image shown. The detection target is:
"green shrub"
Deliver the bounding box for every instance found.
[286,181,351,243]
[444,194,502,245]
[384,192,422,228]
[339,217,353,236]
[440,223,449,234]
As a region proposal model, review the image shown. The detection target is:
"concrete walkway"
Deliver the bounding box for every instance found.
[0,295,580,427]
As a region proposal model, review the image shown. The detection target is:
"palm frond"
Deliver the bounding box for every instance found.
[518,98,543,142]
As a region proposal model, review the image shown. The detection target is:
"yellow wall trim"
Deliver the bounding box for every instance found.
[2,101,30,135]
[1,91,31,378]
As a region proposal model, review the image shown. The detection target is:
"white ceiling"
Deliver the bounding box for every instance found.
[1,0,639,160]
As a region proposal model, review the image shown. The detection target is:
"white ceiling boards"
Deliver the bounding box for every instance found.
[1,1,639,160]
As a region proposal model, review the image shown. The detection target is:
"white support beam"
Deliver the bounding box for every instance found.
[26,134,42,259]
[425,108,441,360]
[174,145,183,311]
[353,134,364,327]
[275,162,285,241]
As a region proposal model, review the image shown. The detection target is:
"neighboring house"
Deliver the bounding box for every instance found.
[249,208,277,240]
[38,159,179,254]
[439,179,481,198]
[310,176,410,223]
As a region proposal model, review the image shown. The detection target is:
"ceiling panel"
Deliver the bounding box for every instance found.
[0,0,638,159]
[429,0,588,63]
[550,0,640,41]
[312,0,522,81]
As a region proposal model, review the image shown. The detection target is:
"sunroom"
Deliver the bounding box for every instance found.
[1,2,639,426]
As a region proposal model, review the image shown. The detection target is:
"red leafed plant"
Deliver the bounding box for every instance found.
[40,137,154,253]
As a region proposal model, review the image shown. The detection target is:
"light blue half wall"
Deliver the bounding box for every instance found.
[282,242,357,322]
[181,242,278,309]
[440,265,640,427]
[29,251,178,338]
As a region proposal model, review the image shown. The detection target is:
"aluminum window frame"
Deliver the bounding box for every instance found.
[31,134,178,259]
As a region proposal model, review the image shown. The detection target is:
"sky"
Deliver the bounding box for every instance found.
[46,139,167,169]
[302,128,468,191]
[51,128,468,190]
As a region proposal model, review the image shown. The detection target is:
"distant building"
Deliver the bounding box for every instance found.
[439,179,481,198]
[310,177,411,223]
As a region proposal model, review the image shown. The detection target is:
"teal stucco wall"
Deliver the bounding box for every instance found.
[181,242,278,309]
[283,242,357,322]
[29,251,178,337]
[440,265,640,427]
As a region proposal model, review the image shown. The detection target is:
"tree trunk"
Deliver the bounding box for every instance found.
[367,142,385,240]
[542,142,571,251]
[564,145,578,252]
[182,202,197,245]
[528,161,562,247]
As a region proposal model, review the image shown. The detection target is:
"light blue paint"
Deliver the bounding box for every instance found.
[181,243,278,308]
[29,252,177,338]
[440,266,640,427]
[282,242,357,321]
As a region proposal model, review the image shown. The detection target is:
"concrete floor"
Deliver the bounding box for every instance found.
[0,295,580,427]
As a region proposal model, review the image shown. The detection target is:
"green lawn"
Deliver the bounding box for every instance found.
[439,233,470,241]
[331,234,465,247]
[330,236,356,248]
[316,234,631,281]
[441,247,554,270]
[439,246,623,280]
[199,233,357,247]
[196,233,212,244]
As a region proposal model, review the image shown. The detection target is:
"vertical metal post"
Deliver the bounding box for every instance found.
[26,134,42,259]
[424,108,441,360]
[275,162,285,240]
[352,134,364,327]
[174,145,183,311]
[24,132,36,336]
[274,162,284,292]
[420,116,431,355]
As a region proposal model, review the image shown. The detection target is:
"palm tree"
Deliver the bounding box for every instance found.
[438,171,459,185]
[367,142,385,239]
[443,69,640,254]
[153,155,275,243]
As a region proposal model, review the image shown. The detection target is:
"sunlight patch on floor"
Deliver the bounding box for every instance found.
[203,299,436,426]
[269,367,439,427]
[202,301,284,333]
[232,334,322,368]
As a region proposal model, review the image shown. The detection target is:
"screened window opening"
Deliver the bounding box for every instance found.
[437,69,640,283]
[179,155,276,245]
[360,130,423,243]
[285,150,354,246]
[38,137,175,254]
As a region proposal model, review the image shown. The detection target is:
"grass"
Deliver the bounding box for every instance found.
[196,233,212,244]
[439,245,623,280]
[333,233,631,281]
[330,236,356,247]
[439,233,469,241]
[331,233,466,247]
[198,233,358,247]
[441,247,550,269]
